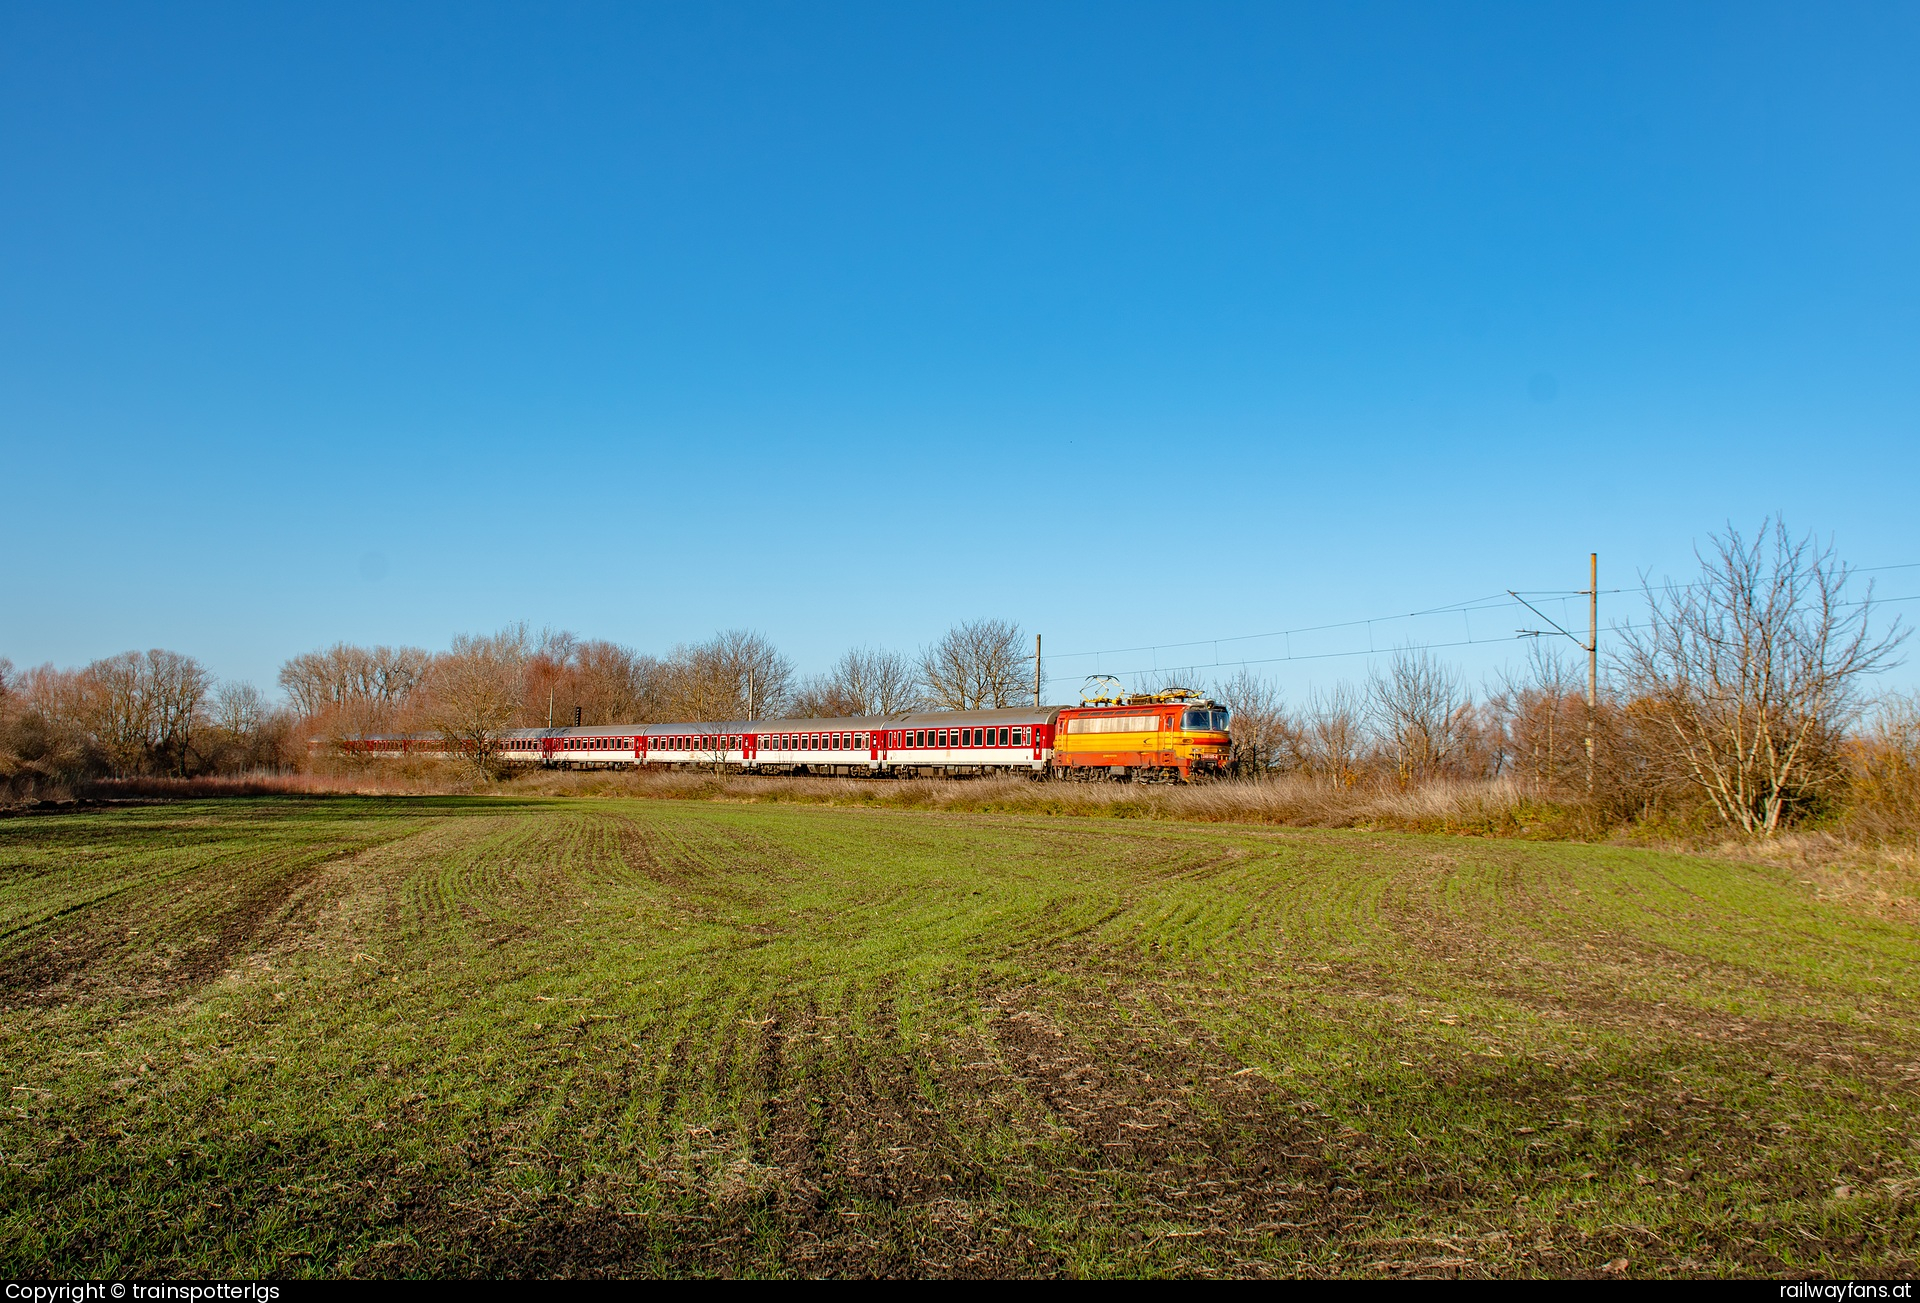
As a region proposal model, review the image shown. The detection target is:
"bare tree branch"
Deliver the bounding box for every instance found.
[1614,518,1907,835]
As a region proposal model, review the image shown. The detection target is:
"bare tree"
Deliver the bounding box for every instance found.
[1490,642,1589,791]
[2,663,96,784]
[663,630,793,722]
[919,619,1033,710]
[201,681,298,773]
[423,626,532,775]
[793,647,923,717]
[213,681,264,740]
[72,649,214,776]
[788,674,867,720]
[1299,683,1367,784]
[519,632,666,727]
[1616,519,1906,835]
[278,643,429,739]
[1215,668,1296,775]
[1368,646,1473,782]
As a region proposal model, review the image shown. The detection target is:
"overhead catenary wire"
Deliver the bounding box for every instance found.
[1049,581,1919,685]
[1051,559,1920,664]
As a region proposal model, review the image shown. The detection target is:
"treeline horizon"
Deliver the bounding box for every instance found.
[4,518,1916,841]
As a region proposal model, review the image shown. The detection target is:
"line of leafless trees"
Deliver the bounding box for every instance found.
[0,615,1047,791]
[0,650,295,789]
[1212,520,1911,837]
[6,520,1912,837]
[273,618,1042,773]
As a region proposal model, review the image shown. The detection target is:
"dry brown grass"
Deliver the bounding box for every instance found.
[39,764,1640,841]
[490,767,1584,835]
[1722,830,1920,925]
[71,768,477,801]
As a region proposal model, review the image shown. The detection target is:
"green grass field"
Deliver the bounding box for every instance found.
[2,797,1916,1278]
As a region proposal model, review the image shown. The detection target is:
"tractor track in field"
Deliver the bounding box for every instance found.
[0,820,437,1012]
[0,861,329,1011]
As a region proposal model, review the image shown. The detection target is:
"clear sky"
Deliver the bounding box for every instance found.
[3,2,1917,703]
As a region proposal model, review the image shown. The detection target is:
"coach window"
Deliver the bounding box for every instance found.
[937,730,947,747]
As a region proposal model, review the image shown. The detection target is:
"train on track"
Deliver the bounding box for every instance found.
[341,687,1233,782]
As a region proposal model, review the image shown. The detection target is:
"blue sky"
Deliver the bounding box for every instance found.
[3,2,1917,702]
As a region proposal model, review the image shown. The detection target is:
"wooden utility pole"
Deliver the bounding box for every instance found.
[1586,552,1597,792]
[1034,634,1043,707]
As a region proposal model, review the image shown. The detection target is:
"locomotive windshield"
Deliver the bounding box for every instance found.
[1183,707,1229,732]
